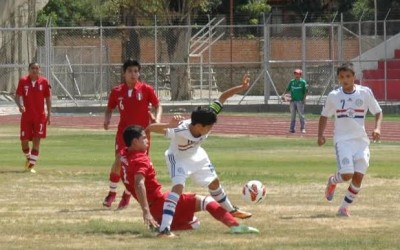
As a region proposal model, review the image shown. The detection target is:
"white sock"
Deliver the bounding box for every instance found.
[331,172,344,184]
[159,192,180,232]
[109,182,118,193]
[340,183,361,209]
[209,186,235,212]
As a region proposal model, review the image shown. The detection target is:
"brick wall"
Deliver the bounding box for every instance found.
[55,36,359,64]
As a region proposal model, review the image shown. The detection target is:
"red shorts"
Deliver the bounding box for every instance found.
[115,129,151,155]
[150,192,197,231]
[20,115,47,141]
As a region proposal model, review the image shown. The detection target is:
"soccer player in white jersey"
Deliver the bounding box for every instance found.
[148,74,253,236]
[317,62,383,217]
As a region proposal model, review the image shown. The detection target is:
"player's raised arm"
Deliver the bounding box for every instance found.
[209,73,250,115]
[217,73,250,105]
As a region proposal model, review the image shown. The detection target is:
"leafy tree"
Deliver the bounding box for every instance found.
[36,0,98,27]
[351,0,399,20]
[37,0,272,100]
[237,0,271,24]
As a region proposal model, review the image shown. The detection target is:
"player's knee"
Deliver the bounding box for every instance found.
[201,195,214,210]
[341,173,354,181]
[208,178,220,190]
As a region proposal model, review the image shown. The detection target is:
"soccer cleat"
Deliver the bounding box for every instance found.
[230,224,259,234]
[117,192,131,210]
[301,129,306,134]
[325,176,337,202]
[336,207,350,217]
[289,130,295,133]
[230,206,252,219]
[157,228,176,238]
[103,192,117,207]
[24,161,36,174]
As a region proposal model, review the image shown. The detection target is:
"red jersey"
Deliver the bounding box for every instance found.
[107,81,159,132]
[120,149,164,204]
[16,75,51,119]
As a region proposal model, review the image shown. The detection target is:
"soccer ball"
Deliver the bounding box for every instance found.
[242,180,266,204]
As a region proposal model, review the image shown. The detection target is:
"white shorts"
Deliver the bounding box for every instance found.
[335,139,370,175]
[165,150,218,187]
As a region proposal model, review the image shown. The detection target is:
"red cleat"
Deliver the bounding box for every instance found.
[103,192,116,207]
[117,192,131,210]
[325,176,337,202]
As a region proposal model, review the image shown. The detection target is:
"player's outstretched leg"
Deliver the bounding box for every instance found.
[201,196,258,234]
[230,225,259,234]
[209,183,252,219]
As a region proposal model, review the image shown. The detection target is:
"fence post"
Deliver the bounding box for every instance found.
[44,18,51,81]
[383,9,391,102]
[154,15,158,93]
[263,13,271,104]
[301,13,307,79]
[358,11,365,84]
[99,20,103,104]
[338,13,343,64]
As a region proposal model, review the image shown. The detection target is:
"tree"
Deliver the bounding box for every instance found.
[37,0,273,100]
[236,0,271,25]
[351,0,399,20]
[130,0,222,100]
[36,0,97,27]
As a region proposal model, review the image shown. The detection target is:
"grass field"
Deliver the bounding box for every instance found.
[0,125,399,250]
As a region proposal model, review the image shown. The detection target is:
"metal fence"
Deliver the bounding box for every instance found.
[1,14,399,107]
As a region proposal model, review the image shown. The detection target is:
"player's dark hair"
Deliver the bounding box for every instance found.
[337,62,355,76]
[123,59,141,72]
[191,107,217,126]
[123,125,144,147]
[28,62,39,69]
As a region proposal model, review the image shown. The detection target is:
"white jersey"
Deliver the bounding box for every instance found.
[321,85,382,144]
[165,119,210,160]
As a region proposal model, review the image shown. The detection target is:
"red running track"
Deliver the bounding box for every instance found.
[1,114,399,141]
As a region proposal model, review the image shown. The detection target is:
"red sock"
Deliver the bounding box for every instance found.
[206,201,239,227]
[109,172,120,183]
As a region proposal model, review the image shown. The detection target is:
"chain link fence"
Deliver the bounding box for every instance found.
[1,15,400,108]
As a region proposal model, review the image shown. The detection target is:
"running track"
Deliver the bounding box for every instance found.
[1,114,399,141]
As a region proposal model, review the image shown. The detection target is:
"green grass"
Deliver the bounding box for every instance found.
[0,126,399,249]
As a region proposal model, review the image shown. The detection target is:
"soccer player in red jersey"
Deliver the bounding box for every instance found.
[120,125,259,237]
[14,62,51,173]
[103,59,162,209]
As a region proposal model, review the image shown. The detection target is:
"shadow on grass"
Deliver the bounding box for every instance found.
[0,170,29,174]
[280,214,335,219]
[58,208,113,213]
